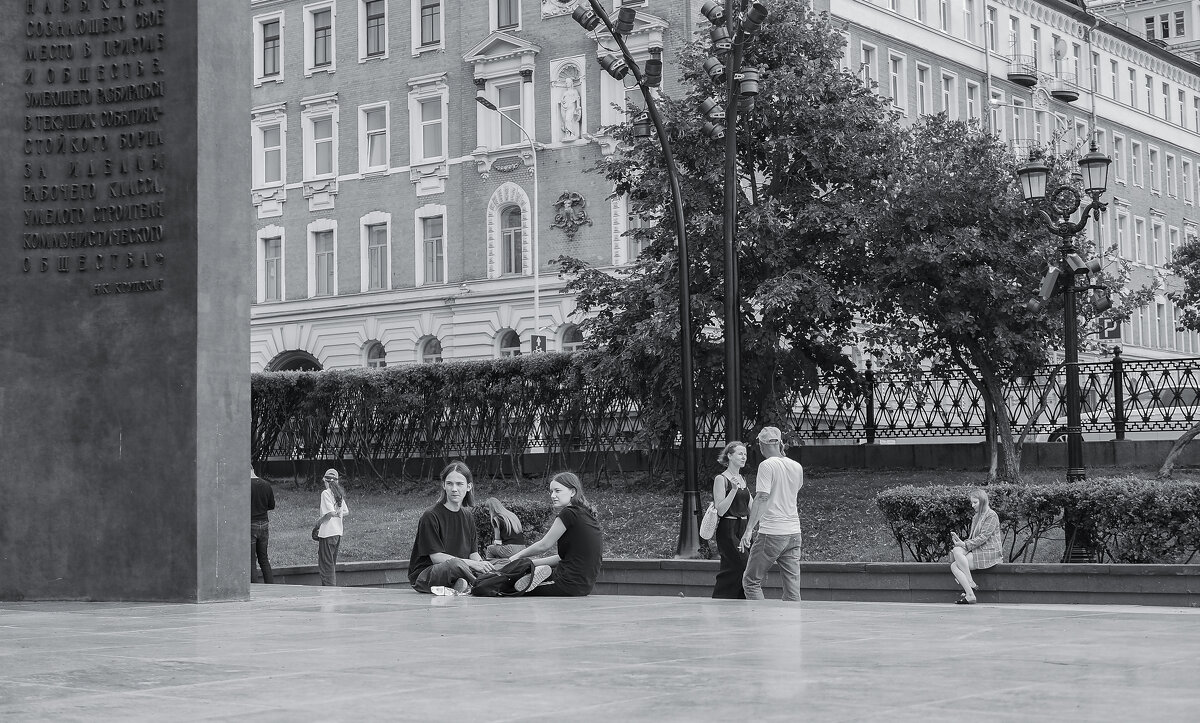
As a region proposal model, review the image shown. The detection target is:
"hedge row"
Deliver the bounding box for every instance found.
[252,352,652,477]
[875,478,1200,564]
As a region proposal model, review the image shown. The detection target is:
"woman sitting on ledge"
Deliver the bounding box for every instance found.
[483,497,528,561]
[506,472,602,596]
[949,488,1002,604]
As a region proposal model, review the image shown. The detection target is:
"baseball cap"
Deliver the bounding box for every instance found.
[323,468,340,479]
[757,426,782,444]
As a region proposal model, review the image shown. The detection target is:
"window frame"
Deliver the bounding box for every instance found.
[500,205,523,276]
[415,203,448,287]
[420,336,444,364]
[303,1,337,76]
[360,211,392,292]
[302,99,340,182]
[941,71,958,119]
[412,0,444,55]
[253,11,286,86]
[257,225,286,304]
[491,0,521,32]
[360,0,389,62]
[359,102,390,174]
[497,329,522,358]
[307,220,339,298]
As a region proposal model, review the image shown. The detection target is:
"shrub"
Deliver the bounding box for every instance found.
[876,478,1200,563]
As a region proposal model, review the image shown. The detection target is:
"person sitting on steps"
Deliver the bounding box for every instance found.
[949,488,1002,604]
[408,461,495,595]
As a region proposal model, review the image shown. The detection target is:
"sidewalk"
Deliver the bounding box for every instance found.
[2,585,1198,721]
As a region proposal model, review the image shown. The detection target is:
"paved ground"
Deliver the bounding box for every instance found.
[1,586,1198,722]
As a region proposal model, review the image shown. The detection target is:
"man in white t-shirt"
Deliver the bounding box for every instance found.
[740,426,803,601]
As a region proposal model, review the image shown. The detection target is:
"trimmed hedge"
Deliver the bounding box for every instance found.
[875,478,1200,564]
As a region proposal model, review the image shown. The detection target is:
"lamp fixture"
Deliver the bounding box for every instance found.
[700,0,726,26]
[571,5,601,31]
[599,53,629,80]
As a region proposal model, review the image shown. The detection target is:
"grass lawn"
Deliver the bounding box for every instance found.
[257,465,1194,569]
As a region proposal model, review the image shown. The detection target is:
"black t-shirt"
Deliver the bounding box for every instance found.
[250,478,275,521]
[408,503,479,584]
[552,505,602,595]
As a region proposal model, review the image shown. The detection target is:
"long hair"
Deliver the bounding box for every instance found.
[717,441,746,467]
[438,460,476,508]
[970,488,991,529]
[323,469,346,508]
[483,497,523,536]
[551,471,595,517]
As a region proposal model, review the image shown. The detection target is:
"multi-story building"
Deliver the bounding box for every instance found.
[247,0,684,371]
[834,0,1200,359]
[1089,0,1200,64]
[247,0,1200,372]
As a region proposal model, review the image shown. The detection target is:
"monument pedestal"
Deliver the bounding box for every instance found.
[0,0,250,602]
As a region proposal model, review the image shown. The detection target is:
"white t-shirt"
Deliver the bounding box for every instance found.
[755,455,803,535]
[319,489,349,538]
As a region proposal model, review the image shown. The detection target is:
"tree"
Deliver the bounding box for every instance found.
[859,115,1149,482]
[554,1,901,452]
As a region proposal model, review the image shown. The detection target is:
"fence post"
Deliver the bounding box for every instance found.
[1112,346,1125,441]
[865,360,876,445]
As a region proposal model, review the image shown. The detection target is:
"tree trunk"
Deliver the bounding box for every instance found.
[984,401,998,484]
[1158,421,1200,478]
[978,368,1021,483]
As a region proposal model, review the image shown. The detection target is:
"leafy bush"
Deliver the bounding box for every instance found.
[876,478,1200,563]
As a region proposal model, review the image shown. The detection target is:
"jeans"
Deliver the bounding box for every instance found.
[485,543,526,560]
[742,532,802,601]
[412,558,477,594]
[251,520,273,583]
[318,535,341,586]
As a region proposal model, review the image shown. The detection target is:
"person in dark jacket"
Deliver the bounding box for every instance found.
[250,468,276,583]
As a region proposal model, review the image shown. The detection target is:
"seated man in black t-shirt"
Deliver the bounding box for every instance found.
[408,462,494,595]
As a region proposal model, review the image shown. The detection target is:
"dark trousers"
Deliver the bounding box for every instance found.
[318,535,341,586]
[712,516,749,599]
[251,520,273,583]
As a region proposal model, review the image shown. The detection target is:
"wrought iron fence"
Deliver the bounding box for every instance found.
[786,349,1200,442]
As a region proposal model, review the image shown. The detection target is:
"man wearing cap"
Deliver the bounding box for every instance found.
[250,468,276,583]
[741,427,803,601]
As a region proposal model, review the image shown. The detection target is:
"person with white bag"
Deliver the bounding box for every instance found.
[710,441,752,599]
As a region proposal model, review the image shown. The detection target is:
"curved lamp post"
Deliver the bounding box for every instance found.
[475,92,543,349]
[1017,143,1111,559]
[575,0,701,557]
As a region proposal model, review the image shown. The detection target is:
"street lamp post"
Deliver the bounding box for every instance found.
[475,92,543,350]
[1017,144,1112,559]
[575,0,702,557]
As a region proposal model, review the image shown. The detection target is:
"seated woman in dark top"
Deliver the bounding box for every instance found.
[482,497,528,560]
[506,472,603,596]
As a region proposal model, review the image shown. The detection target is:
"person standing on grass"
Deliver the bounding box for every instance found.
[408,461,495,595]
[948,488,1002,604]
[506,472,602,596]
[741,427,803,601]
[315,469,349,586]
[250,467,276,584]
[711,442,751,599]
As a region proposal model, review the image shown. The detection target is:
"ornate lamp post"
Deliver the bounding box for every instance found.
[699,1,769,444]
[1017,144,1112,485]
[574,0,702,557]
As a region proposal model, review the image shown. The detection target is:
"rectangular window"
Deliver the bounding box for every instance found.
[888,0,898,10]
[420,0,440,46]
[315,230,335,296]
[966,81,979,119]
[367,224,387,290]
[1134,218,1146,263]
[313,9,332,67]
[420,97,443,159]
[263,20,281,76]
[1161,13,1170,38]
[262,125,282,184]
[497,81,523,146]
[365,0,385,57]
[962,0,975,43]
[1169,227,1180,266]
[990,90,1004,140]
[1031,27,1040,69]
[1145,16,1156,40]
[918,0,929,25]
[860,44,877,85]
[422,216,444,284]
[1162,83,1171,121]
[1011,98,1025,141]
[264,237,281,302]
[941,74,957,118]
[1008,17,1020,54]
[1132,141,1142,186]
[1113,135,1125,182]
[1177,11,1186,37]
[313,117,334,176]
[1128,68,1137,109]
[1109,60,1118,100]
[363,107,387,170]
[1184,159,1194,203]
[1179,90,1188,129]
[1116,212,1129,259]
[1149,147,1160,193]
[1145,75,1154,114]
[986,6,997,49]
[1152,222,1164,266]
[1157,304,1167,349]
[1195,97,1200,132]
[497,0,519,29]
[940,0,950,32]
[890,55,907,112]
[1167,154,1176,196]
[916,64,930,115]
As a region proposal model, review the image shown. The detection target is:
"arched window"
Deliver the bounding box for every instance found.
[498,329,521,358]
[501,206,522,275]
[561,325,584,353]
[266,350,322,371]
[421,337,443,364]
[365,341,387,368]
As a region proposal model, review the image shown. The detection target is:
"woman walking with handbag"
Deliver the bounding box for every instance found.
[315,469,349,586]
[711,442,751,599]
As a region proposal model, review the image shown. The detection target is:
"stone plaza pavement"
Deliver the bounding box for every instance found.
[1,585,1198,722]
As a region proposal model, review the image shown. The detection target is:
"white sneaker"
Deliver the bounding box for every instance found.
[514,565,552,593]
[429,586,454,596]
